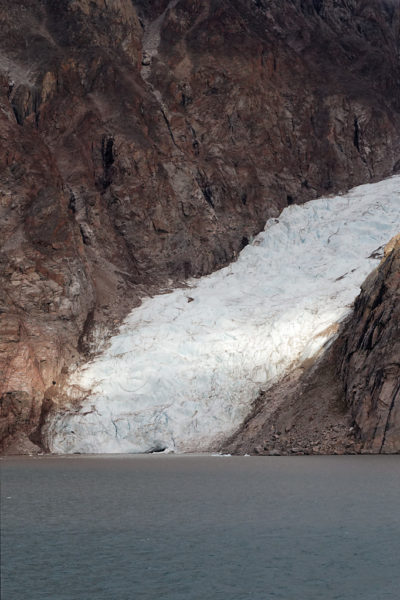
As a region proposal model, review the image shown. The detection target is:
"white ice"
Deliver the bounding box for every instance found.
[45,177,400,454]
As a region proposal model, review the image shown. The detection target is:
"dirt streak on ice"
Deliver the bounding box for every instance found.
[45,177,400,453]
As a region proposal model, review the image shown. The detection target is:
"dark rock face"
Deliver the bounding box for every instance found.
[0,0,399,450]
[338,237,400,453]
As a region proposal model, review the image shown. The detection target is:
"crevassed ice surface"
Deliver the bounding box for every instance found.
[46,177,400,453]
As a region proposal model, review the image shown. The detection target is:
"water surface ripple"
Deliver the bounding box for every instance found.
[1,455,400,600]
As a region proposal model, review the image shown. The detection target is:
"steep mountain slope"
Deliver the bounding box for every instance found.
[224,234,400,456]
[338,235,400,453]
[1,0,399,451]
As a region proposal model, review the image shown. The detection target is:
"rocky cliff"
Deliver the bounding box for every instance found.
[1,0,399,452]
[338,236,400,454]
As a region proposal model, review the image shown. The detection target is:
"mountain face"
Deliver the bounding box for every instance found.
[0,0,399,452]
[338,237,400,454]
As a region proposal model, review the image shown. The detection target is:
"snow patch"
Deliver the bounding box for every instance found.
[45,177,400,454]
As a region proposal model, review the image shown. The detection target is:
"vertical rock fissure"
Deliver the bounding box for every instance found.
[161,108,180,148]
[353,117,360,153]
[379,380,400,453]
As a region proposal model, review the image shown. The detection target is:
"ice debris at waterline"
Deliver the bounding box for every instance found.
[44,177,400,454]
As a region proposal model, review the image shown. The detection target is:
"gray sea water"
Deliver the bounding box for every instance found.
[1,455,399,600]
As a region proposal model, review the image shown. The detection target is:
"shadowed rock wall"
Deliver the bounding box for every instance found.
[338,237,400,453]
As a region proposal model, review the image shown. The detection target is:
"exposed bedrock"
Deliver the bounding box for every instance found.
[0,0,400,450]
[338,237,400,454]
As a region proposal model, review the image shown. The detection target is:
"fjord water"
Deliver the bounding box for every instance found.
[1,456,400,600]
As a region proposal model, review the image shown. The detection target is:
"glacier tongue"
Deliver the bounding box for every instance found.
[45,177,400,454]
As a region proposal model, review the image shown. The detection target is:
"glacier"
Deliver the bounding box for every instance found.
[44,176,400,453]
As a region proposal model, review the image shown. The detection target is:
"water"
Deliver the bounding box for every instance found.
[1,455,400,600]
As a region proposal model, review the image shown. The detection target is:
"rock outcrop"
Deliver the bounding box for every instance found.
[1,0,399,451]
[338,237,400,453]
